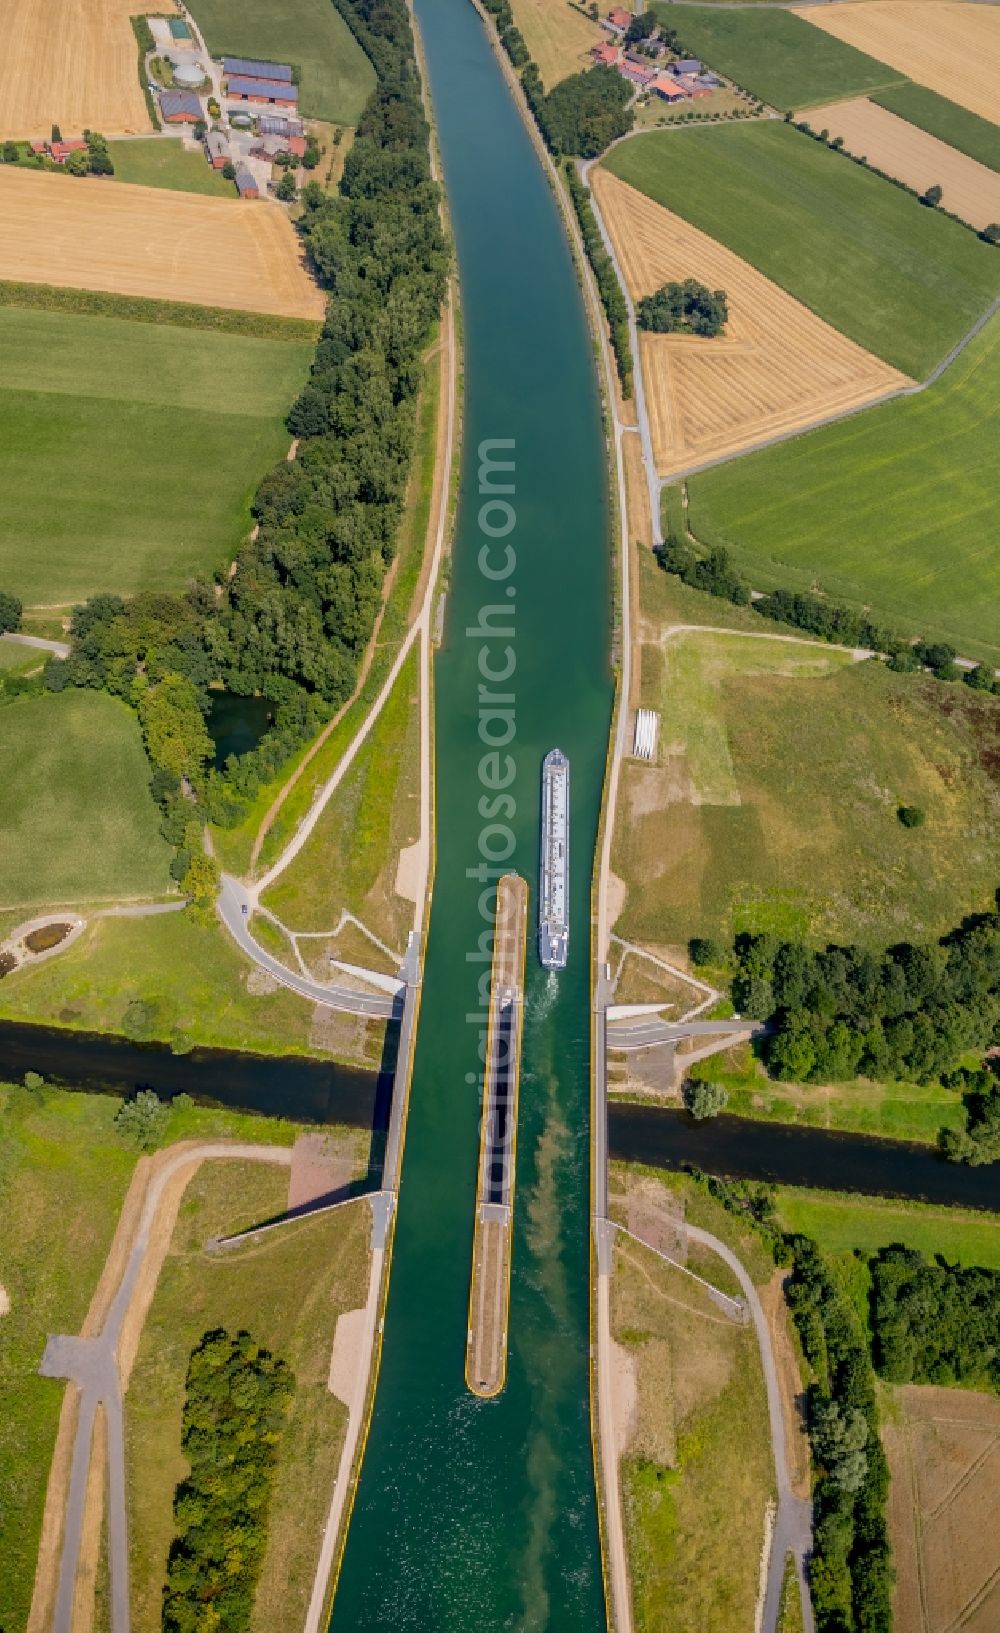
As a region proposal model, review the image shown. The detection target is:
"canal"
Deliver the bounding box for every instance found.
[328,0,613,1624]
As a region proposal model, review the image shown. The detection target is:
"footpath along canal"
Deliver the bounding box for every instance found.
[329,0,613,1625]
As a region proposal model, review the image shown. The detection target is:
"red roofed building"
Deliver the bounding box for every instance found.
[288,134,307,158]
[604,6,632,30]
[651,73,688,103]
[49,140,89,164]
[591,41,622,66]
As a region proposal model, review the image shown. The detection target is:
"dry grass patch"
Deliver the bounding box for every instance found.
[883,1383,1000,1632]
[592,168,908,475]
[798,3,1000,127]
[800,96,1000,230]
[508,0,603,86]
[0,0,169,141]
[0,168,325,319]
[611,1230,775,1633]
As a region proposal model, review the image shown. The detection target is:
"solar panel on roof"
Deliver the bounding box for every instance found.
[222,57,293,82]
[226,76,298,100]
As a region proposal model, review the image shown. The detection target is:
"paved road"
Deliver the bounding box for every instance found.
[607,1017,765,1051]
[40,1143,292,1633]
[217,876,401,1017]
[1,631,69,659]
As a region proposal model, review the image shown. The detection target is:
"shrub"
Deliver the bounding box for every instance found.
[114,1088,170,1150]
[0,591,22,633]
[683,1078,728,1120]
[897,804,925,828]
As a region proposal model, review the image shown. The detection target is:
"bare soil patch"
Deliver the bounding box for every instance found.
[800,96,1000,230]
[798,3,1000,127]
[592,167,909,475]
[0,0,171,141]
[883,1383,1000,1632]
[0,168,325,320]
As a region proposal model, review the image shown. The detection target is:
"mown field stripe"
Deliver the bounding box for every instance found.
[0,279,321,342]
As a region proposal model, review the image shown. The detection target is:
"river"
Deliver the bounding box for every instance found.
[328,0,613,1624]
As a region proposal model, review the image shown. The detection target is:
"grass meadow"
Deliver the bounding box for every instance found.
[603,123,1000,379]
[872,82,1000,174]
[0,1087,302,1633]
[188,0,375,123]
[614,569,1000,950]
[107,138,236,196]
[650,5,905,110]
[0,692,171,910]
[126,1160,369,1633]
[686,313,1000,660]
[773,1186,1000,1270]
[0,307,312,602]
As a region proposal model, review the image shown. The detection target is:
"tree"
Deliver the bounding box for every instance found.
[683,1078,728,1120]
[897,804,925,828]
[222,159,236,180]
[65,149,90,176]
[689,936,724,967]
[276,169,298,203]
[181,852,220,920]
[982,223,1000,244]
[0,591,22,633]
[810,1397,869,1493]
[51,123,62,143]
[637,278,728,337]
[302,135,321,170]
[625,9,656,43]
[921,182,943,207]
[114,1089,170,1150]
[2,140,18,164]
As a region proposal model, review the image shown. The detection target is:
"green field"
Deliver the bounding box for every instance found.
[603,123,1000,379]
[107,138,235,196]
[188,0,375,123]
[650,5,905,110]
[872,83,1000,175]
[774,1187,1000,1270]
[614,578,1000,949]
[0,692,171,910]
[0,307,312,602]
[0,1086,302,1633]
[686,313,1000,660]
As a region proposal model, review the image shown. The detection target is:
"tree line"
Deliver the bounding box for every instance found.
[657,533,1000,693]
[163,1329,293,1631]
[731,905,1000,1089]
[42,0,448,898]
[564,163,632,395]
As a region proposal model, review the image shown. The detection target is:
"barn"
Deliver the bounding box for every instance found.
[222,57,294,83]
[233,165,259,198]
[225,75,298,108]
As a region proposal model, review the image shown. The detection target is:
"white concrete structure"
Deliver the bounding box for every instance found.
[632,708,659,761]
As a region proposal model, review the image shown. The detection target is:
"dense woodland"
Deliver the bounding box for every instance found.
[637,278,728,336]
[163,1330,292,1631]
[731,906,1000,1087]
[871,1247,1000,1390]
[37,0,447,895]
[786,1236,893,1633]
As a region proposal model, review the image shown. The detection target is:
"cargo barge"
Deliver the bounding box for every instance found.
[539,748,569,969]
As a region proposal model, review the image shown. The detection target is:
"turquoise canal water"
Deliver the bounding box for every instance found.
[329,0,613,1625]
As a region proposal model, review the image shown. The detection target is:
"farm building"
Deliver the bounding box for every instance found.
[620,56,656,86]
[651,74,688,103]
[233,165,259,198]
[222,57,293,83]
[259,114,304,138]
[602,7,632,34]
[49,139,89,163]
[672,58,702,74]
[226,75,298,107]
[592,41,622,66]
[205,129,229,168]
[158,89,203,124]
[169,17,193,40]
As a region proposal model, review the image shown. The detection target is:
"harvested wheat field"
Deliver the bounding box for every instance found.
[883,1384,1000,1633]
[591,168,909,476]
[508,0,603,87]
[0,168,325,320]
[798,3,1000,127]
[0,0,171,141]
[800,96,1000,230]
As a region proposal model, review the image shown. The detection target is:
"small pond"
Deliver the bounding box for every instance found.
[205,693,274,770]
